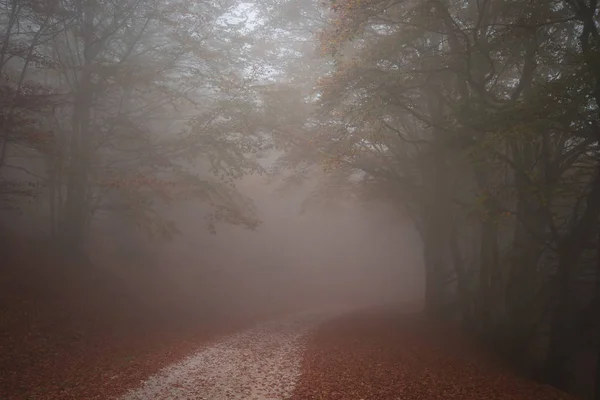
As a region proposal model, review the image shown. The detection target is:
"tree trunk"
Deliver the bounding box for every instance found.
[422,226,444,316]
[62,1,95,255]
[503,140,547,361]
[478,219,499,335]
[547,165,600,389]
[49,164,56,236]
[450,231,474,330]
[419,79,454,317]
[422,145,454,317]
[595,228,600,400]
[595,325,600,400]
[546,248,575,390]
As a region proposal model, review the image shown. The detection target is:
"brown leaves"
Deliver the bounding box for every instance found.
[0,237,276,400]
[291,312,577,400]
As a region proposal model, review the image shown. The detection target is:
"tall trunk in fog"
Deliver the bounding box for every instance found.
[547,1,600,385]
[425,153,452,316]
[63,0,95,253]
[450,231,474,329]
[499,25,544,353]
[422,227,446,316]
[595,226,600,400]
[49,129,66,237]
[504,144,546,361]
[478,217,499,335]
[49,161,57,235]
[547,165,600,389]
[471,164,500,337]
[421,154,445,316]
[422,89,453,316]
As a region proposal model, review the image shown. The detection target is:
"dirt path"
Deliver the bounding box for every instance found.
[119,312,336,400]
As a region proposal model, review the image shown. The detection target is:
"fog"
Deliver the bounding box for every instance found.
[83,169,424,320]
[0,0,426,326]
[2,1,599,399]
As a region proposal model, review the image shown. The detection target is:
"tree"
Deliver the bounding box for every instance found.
[1,0,267,253]
[274,0,600,392]
[0,0,68,210]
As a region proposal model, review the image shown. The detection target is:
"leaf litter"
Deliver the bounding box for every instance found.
[290,310,578,400]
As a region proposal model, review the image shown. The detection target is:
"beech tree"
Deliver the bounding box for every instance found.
[1,0,267,251]
[274,0,600,393]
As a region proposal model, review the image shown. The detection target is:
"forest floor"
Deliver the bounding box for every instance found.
[115,307,578,400]
[0,234,282,400]
[0,235,581,400]
[291,310,578,400]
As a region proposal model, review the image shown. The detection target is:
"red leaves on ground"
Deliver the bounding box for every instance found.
[0,235,267,400]
[291,311,578,400]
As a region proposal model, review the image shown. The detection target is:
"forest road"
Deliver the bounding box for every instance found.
[118,308,347,400]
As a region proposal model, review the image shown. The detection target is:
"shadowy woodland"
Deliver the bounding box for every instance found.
[1,0,599,399]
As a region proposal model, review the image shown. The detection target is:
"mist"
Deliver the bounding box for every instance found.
[83,169,424,321]
[1,0,599,398]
